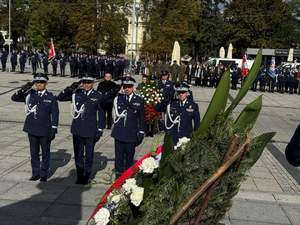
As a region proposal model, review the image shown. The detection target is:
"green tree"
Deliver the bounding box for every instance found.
[141,0,199,59]
[223,0,300,53]
[26,1,76,50]
[69,0,129,54]
[190,0,225,59]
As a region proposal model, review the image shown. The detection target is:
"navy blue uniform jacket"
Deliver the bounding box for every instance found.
[57,88,107,138]
[11,89,59,137]
[111,94,145,143]
[157,99,200,144]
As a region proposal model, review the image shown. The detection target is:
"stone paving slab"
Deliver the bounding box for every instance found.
[229,200,292,224]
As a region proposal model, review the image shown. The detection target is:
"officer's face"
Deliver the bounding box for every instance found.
[178,91,188,101]
[123,85,134,95]
[35,81,47,91]
[161,75,168,80]
[82,81,94,91]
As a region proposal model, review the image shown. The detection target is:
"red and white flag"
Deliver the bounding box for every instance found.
[241,53,249,77]
[48,39,55,60]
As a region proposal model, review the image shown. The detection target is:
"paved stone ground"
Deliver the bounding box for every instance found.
[0,71,299,225]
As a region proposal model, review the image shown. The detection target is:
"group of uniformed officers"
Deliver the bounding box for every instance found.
[0,48,129,80]
[11,69,200,183]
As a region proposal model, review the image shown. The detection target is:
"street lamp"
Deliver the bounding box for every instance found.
[130,0,136,70]
[8,0,11,72]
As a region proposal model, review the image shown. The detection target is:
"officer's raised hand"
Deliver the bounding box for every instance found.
[49,128,57,141]
[70,81,81,90]
[21,81,34,92]
[136,131,145,146]
[94,129,103,143]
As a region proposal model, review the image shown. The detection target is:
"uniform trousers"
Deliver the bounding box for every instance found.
[72,135,95,178]
[100,102,113,128]
[114,140,136,177]
[28,134,51,178]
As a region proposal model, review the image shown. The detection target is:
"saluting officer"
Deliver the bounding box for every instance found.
[57,76,119,185]
[11,73,59,182]
[111,76,145,179]
[157,82,200,145]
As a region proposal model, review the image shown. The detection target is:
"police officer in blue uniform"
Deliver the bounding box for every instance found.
[11,73,59,182]
[58,76,119,184]
[157,71,175,105]
[111,76,145,179]
[157,82,200,145]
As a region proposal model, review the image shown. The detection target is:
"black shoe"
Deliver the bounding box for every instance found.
[40,177,47,182]
[29,176,40,181]
[76,177,84,184]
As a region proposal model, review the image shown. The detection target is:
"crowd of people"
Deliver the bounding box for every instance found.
[1,47,300,94]
[137,60,300,95]
[0,48,130,79]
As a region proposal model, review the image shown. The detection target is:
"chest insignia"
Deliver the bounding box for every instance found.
[186,105,194,112]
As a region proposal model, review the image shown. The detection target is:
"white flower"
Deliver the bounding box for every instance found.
[94,208,110,225]
[139,157,159,174]
[130,186,144,206]
[122,178,138,194]
[174,137,190,150]
[108,193,122,204]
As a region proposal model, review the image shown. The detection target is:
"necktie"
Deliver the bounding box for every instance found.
[126,95,129,102]
[38,92,42,97]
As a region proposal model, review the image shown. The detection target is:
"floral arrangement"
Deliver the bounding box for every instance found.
[89,50,275,225]
[88,147,163,225]
[137,82,163,122]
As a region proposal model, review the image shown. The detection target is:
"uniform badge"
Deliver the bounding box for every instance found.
[133,102,141,107]
[90,98,97,102]
[43,100,52,103]
[186,105,194,112]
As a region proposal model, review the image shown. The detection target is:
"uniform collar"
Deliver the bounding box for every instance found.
[180,99,187,106]
[126,93,134,102]
[84,89,93,96]
[37,89,46,96]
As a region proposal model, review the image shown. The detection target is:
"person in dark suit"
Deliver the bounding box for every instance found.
[285,124,300,167]
[157,82,200,145]
[31,51,39,75]
[19,50,27,73]
[11,73,59,182]
[97,73,118,129]
[1,48,8,72]
[10,49,18,72]
[51,56,58,76]
[59,53,67,77]
[57,76,119,184]
[42,53,49,75]
[111,76,145,179]
[185,62,194,84]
